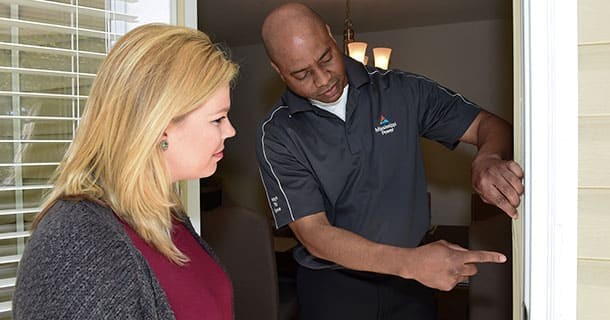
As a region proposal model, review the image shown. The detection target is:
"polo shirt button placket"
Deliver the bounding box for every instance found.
[345,124,361,154]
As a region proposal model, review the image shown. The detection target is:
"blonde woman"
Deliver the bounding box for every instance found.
[13,24,238,320]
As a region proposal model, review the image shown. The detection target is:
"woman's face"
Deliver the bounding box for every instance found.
[163,85,236,182]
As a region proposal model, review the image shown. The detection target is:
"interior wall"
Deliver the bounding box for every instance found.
[213,18,512,226]
[209,42,284,217]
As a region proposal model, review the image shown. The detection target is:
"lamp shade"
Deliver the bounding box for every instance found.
[373,47,392,70]
[347,41,367,64]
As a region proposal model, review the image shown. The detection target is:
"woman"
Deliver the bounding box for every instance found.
[13,24,238,319]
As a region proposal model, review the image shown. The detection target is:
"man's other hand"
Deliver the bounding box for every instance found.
[472,155,524,218]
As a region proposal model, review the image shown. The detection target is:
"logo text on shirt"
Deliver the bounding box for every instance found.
[374,115,397,135]
[270,196,282,214]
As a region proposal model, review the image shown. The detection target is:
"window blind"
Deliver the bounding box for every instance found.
[0,0,137,316]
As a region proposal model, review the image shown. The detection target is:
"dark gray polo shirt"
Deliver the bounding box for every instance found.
[256,56,480,268]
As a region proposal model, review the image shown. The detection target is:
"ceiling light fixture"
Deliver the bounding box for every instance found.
[343,0,392,70]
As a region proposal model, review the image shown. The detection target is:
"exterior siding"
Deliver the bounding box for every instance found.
[578,0,610,318]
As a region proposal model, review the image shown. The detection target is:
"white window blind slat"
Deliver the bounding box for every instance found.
[0,90,88,99]
[0,301,11,313]
[0,66,96,79]
[0,232,30,241]
[3,0,138,22]
[0,41,106,59]
[0,278,17,289]
[0,115,78,121]
[0,255,21,264]
[0,185,52,192]
[0,139,72,143]
[0,163,60,167]
[0,208,39,216]
[0,17,122,39]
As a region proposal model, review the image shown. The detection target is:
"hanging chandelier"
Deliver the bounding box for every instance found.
[342,0,392,69]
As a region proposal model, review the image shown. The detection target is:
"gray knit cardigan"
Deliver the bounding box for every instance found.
[13,199,222,319]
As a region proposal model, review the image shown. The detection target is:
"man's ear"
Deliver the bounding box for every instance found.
[270,61,286,82]
[326,24,337,44]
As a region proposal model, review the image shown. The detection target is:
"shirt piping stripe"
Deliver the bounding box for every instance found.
[367,69,475,106]
[260,105,296,222]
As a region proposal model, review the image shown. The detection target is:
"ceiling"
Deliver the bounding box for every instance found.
[197,0,511,47]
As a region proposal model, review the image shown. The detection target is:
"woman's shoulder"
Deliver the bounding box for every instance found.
[20,198,139,278]
[38,198,117,230]
[24,198,140,270]
[27,199,120,251]
[14,199,172,319]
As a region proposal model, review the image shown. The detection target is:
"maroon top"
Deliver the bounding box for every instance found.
[120,218,233,320]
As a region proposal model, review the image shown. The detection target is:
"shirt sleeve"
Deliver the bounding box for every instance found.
[256,113,326,228]
[406,74,481,150]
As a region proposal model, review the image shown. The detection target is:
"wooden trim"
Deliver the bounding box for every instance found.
[512,1,525,318]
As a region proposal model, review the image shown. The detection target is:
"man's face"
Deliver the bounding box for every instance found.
[271,26,348,103]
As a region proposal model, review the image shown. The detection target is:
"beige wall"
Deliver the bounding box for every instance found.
[577,0,610,319]
[216,19,512,226]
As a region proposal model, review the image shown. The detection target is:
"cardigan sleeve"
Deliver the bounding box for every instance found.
[13,200,174,320]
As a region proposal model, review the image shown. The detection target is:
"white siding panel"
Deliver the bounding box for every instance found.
[578,189,610,259]
[578,0,610,319]
[577,260,610,320]
[578,0,610,43]
[579,117,610,186]
[579,44,610,115]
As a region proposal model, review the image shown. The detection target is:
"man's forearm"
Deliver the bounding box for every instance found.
[473,110,513,161]
[293,221,415,278]
[464,110,524,217]
[290,214,508,291]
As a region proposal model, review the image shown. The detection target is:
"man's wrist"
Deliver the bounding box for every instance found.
[473,152,503,165]
[383,246,417,279]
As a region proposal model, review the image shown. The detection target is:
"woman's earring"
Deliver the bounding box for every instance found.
[160,140,169,151]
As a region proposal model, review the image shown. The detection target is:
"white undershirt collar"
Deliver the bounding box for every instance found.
[309,84,349,122]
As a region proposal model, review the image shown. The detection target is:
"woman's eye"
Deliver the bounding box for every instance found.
[212,116,226,124]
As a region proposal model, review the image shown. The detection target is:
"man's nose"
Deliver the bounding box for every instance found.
[312,68,331,87]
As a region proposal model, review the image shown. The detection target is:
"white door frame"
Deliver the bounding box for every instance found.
[176,0,202,234]
[516,0,578,319]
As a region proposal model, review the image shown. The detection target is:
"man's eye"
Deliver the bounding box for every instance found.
[295,72,308,80]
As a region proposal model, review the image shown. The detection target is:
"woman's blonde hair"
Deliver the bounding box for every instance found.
[35,24,238,263]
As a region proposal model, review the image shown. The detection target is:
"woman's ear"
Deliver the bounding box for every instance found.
[159,131,170,151]
[162,120,178,139]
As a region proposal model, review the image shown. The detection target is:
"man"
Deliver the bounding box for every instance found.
[256,3,524,320]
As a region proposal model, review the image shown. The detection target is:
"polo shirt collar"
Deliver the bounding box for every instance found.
[343,55,370,89]
[282,90,312,114]
[282,55,371,115]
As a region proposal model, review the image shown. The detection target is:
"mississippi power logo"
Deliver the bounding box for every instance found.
[374,115,397,135]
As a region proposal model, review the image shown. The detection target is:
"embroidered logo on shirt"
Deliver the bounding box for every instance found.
[270,196,282,214]
[374,115,397,135]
